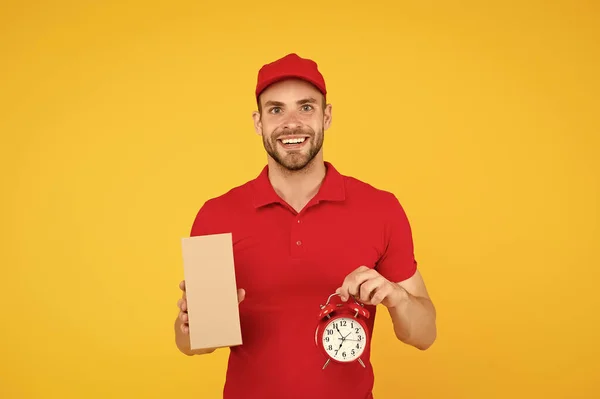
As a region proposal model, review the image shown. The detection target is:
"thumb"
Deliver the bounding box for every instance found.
[237,288,246,303]
[335,286,343,298]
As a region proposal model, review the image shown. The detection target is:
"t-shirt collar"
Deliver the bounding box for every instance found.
[252,161,346,208]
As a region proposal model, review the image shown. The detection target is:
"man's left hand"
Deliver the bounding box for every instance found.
[336,266,408,308]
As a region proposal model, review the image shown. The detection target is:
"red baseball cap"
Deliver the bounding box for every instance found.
[255,53,327,99]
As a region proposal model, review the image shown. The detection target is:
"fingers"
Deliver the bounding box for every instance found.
[177,281,189,334]
[336,266,397,306]
[359,275,386,304]
[180,319,189,334]
[179,280,187,301]
[369,281,393,306]
[337,266,377,302]
[177,296,188,329]
[237,288,246,304]
[177,297,187,312]
[178,308,189,334]
[178,310,188,323]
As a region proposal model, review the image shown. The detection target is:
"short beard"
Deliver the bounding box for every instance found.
[263,126,324,172]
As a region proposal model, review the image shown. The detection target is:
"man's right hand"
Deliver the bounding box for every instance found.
[175,280,246,355]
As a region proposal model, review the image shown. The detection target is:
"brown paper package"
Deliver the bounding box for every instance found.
[181,233,243,350]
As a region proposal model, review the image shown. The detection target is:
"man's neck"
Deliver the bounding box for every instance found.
[267,159,327,213]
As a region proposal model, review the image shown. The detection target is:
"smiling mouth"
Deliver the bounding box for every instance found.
[278,136,309,149]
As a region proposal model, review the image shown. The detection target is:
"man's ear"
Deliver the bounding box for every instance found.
[323,103,333,130]
[252,111,262,136]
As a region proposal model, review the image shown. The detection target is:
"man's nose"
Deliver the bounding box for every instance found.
[282,112,301,129]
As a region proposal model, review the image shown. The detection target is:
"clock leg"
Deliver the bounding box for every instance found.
[322,359,331,370]
[358,358,366,368]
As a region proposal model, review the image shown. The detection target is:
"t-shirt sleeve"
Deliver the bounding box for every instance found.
[189,199,222,237]
[375,193,418,283]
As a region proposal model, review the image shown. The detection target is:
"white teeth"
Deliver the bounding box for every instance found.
[281,137,306,144]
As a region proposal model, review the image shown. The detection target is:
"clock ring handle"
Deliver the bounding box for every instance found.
[323,292,365,307]
[323,292,340,307]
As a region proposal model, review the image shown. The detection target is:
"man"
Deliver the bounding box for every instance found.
[174,53,436,398]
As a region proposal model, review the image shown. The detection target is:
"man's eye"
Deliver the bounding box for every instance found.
[270,107,281,114]
[302,105,313,111]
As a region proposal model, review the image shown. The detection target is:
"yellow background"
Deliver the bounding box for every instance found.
[1,1,598,398]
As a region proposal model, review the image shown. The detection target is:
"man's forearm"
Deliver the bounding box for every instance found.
[174,318,217,356]
[387,287,437,350]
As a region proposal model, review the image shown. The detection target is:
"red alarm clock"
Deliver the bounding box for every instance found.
[315,292,371,370]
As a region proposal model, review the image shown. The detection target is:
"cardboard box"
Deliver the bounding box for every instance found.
[181,233,242,350]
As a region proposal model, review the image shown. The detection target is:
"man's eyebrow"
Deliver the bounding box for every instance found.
[264,100,285,107]
[263,98,319,108]
[297,97,318,105]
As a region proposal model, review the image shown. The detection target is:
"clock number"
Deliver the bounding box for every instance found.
[341,320,347,327]
[328,345,333,350]
[355,328,360,333]
[342,352,347,358]
[325,337,330,342]
[356,343,360,349]
[327,329,334,335]
[333,322,339,329]
[351,349,356,356]
[358,335,362,341]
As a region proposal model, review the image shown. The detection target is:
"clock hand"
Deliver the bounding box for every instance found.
[333,339,344,357]
[334,331,354,353]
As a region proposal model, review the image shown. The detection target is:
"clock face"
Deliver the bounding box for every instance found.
[321,316,367,362]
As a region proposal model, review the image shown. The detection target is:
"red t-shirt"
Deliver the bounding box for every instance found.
[190,162,417,399]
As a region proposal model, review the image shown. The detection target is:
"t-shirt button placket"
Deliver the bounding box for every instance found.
[292,217,304,257]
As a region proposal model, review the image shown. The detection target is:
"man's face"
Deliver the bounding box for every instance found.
[253,79,332,171]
